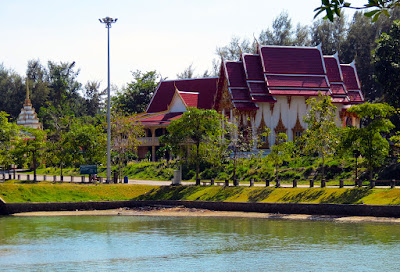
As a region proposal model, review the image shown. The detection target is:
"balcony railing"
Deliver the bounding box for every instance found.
[137,137,160,146]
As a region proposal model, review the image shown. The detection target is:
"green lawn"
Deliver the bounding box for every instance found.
[0,181,157,203]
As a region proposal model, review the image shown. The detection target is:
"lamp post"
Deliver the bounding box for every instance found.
[99,17,117,183]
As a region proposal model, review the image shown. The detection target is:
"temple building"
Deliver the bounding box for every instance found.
[17,80,42,130]
[135,44,364,160]
[135,77,218,160]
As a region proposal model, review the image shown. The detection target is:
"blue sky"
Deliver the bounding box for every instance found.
[0,0,365,90]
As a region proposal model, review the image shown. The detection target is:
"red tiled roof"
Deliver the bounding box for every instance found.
[341,65,360,90]
[268,89,328,96]
[138,112,183,125]
[331,97,350,103]
[347,90,364,103]
[324,56,343,82]
[251,94,276,103]
[230,88,252,101]
[178,91,198,108]
[260,46,326,75]
[266,75,329,88]
[233,101,258,110]
[243,54,264,81]
[225,61,247,87]
[330,83,347,95]
[147,78,218,113]
[248,81,269,94]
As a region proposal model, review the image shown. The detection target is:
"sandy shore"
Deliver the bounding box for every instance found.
[11,206,400,223]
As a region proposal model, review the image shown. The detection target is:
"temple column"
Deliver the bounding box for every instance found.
[152,146,156,162]
[151,128,156,162]
[251,117,257,150]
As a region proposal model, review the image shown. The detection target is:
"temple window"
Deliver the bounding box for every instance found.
[292,115,305,142]
[257,113,269,149]
[274,114,287,144]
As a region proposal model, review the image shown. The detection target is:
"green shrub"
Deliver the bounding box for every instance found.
[278,170,297,180]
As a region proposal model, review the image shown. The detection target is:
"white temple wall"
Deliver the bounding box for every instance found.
[334,104,344,127]
[252,96,346,149]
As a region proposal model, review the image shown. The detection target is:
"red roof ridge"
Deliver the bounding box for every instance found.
[165,77,219,82]
[145,80,163,113]
[264,73,329,77]
[260,44,322,50]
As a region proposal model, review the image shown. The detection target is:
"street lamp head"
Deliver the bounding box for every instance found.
[99,17,118,28]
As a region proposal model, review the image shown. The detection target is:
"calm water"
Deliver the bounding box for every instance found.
[0,215,399,272]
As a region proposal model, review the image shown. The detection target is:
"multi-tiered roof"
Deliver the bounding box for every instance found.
[136,44,364,126]
[215,44,364,111]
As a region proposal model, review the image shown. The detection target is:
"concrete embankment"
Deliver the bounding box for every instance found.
[1,199,400,218]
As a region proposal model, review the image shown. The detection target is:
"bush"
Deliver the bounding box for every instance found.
[302,166,314,178]
[278,170,297,180]
[200,168,219,179]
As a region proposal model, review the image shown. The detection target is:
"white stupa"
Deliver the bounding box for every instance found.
[17,79,42,129]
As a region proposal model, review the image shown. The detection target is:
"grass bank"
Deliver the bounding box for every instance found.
[0,182,157,203]
[135,186,400,206]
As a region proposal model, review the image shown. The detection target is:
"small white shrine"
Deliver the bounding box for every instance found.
[16,80,42,129]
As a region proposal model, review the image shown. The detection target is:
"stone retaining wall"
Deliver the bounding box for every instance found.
[1,199,400,218]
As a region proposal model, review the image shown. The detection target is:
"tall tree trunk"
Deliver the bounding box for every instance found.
[232,155,237,183]
[195,142,200,185]
[33,151,37,182]
[60,163,63,182]
[369,167,373,182]
[321,155,325,182]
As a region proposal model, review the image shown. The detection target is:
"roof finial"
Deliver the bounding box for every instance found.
[253,33,260,53]
[218,48,224,61]
[238,44,243,61]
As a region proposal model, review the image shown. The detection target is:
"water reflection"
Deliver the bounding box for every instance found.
[0,216,399,271]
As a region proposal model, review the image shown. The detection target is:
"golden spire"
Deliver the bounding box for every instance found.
[26,78,30,101]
